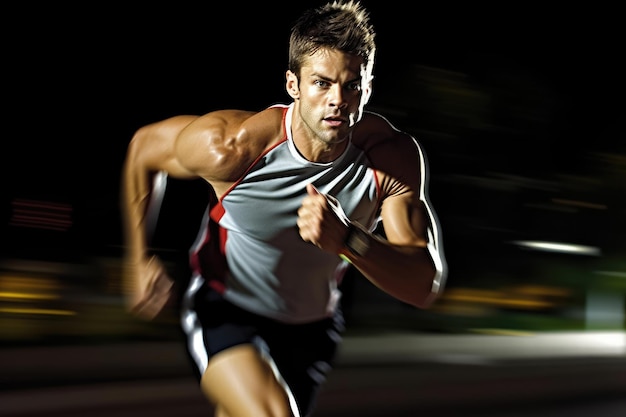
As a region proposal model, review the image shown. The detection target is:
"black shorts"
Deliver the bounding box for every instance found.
[180,279,345,416]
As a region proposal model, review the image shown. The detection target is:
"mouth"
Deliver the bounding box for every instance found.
[323,116,347,127]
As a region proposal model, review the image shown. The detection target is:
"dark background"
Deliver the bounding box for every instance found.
[2,1,624,291]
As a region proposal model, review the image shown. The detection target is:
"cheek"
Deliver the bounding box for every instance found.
[302,87,325,101]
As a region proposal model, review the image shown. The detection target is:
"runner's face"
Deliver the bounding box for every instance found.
[292,48,369,145]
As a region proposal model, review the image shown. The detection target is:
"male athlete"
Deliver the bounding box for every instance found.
[121,1,447,416]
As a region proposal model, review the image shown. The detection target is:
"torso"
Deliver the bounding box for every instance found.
[182,102,422,323]
[187,103,386,323]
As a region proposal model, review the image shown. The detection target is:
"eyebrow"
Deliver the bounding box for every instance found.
[309,72,362,84]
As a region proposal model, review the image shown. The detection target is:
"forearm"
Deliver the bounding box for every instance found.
[121,115,201,263]
[121,158,161,263]
[340,223,443,308]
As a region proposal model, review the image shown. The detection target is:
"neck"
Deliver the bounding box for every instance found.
[295,134,348,163]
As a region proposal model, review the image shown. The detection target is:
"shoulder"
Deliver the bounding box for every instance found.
[352,111,427,197]
[352,111,424,162]
[180,106,286,144]
[175,106,288,182]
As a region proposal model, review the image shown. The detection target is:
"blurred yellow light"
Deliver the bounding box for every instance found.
[0,291,59,300]
[0,307,76,316]
[444,291,553,309]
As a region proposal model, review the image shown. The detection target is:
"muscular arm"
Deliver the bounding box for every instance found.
[346,191,445,308]
[120,115,201,318]
[298,126,447,309]
[120,109,272,318]
[344,135,447,308]
[122,116,200,263]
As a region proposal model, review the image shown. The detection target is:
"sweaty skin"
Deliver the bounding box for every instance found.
[122,45,444,417]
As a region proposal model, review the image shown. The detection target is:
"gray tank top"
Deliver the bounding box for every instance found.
[189,103,379,323]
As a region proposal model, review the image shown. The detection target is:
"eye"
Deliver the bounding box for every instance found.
[347,82,361,92]
[314,80,330,88]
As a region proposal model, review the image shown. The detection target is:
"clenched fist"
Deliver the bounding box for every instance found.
[297,183,350,254]
[124,255,174,320]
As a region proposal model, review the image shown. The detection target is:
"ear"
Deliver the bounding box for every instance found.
[285,70,300,100]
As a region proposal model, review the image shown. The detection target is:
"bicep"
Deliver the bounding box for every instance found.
[379,192,429,247]
[125,116,200,179]
[370,134,431,248]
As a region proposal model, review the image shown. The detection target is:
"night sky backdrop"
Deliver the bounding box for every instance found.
[3,1,623,264]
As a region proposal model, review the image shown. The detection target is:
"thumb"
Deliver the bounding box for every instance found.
[306,183,320,196]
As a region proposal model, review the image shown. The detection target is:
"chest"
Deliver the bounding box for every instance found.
[219,142,379,239]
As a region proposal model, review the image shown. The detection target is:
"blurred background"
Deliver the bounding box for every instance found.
[1,1,625,415]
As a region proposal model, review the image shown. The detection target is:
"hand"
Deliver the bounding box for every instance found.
[124,255,174,320]
[297,183,349,254]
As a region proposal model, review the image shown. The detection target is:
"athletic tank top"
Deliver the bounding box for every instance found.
[188,103,380,323]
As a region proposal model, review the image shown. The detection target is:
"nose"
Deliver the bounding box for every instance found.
[329,85,348,109]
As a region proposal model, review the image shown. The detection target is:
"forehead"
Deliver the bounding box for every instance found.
[301,48,366,78]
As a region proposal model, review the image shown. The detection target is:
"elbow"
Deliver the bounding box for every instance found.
[413,290,439,309]
[408,267,447,309]
[407,292,437,310]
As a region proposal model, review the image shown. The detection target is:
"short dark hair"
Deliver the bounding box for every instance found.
[288,0,376,77]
